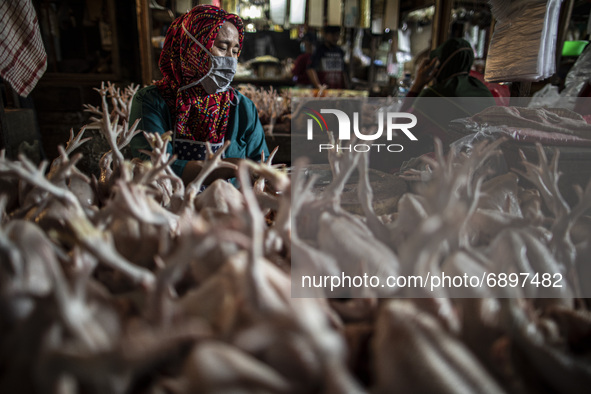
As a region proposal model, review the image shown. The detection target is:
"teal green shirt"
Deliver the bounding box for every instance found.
[129,85,269,177]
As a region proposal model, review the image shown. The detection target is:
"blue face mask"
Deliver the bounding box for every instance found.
[179,24,238,94]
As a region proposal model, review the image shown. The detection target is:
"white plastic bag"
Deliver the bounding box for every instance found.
[528,84,561,107]
[485,0,562,82]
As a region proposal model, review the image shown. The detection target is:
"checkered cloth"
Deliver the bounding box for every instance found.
[0,0,47,97]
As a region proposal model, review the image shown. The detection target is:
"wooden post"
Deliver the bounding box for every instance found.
[0,86,7,153]
[519,81,531,97]
[108,0,121,78]
[431,0,453,50]
[384,0,399,90]
[555,0,574,69]
[136,0,153,86]
[368,35,378,85]
[359,0,371,29]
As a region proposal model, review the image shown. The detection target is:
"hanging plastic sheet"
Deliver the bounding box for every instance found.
[371,0,385,34]
[327,0,343,26]
[269,0,287,26]
[528,45,591,110]
[289,0,305,25]
[396,27,412,63]
[562,45,591,97]
[308,0,323,28]
[485,0,562,82]
[398,27,411,52]
[344,0,359,27]
[353,29,371,67]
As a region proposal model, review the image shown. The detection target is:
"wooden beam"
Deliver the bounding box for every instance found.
[359,0,371,29]
[400,0,435,14]
[108,0,121,78]
[368,35,378,85]
[136,0,153,86]
[431,0,453,50]
[0,85,7,153]
[555,0,575,68]
[384,0,400,31]
[385,0,400,86]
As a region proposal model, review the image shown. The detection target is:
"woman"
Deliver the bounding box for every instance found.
[130,5,269,185]
[291,32,315,87]
[403,38,496,135]
[408,38,494,100]
[381,38,497,170]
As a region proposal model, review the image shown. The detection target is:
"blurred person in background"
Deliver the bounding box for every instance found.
[375,38,496,172]
[405,38,494,102]
[253,25,277,58]
[291,32,315,87]
[402,37,495,144]
[307,25,349,90]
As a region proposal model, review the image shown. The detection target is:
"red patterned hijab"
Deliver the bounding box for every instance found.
[155,5,244,143]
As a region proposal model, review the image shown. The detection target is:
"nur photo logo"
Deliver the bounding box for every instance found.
[304,106,419,153]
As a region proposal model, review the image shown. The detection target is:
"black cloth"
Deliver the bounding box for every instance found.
[308,43,346,89]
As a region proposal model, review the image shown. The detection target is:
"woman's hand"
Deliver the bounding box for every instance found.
[409,57,439,94]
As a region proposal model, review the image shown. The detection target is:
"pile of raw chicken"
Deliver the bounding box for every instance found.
[1,83,590,394]
[237,84,291,136]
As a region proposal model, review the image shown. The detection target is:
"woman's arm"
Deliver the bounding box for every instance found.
[129,88,237,185]
[400,57,439,112]
[239,95,269,162]
[129,87,189,177]
[307,68,323,89]
[409,57,439,94]
[306,49,324,89]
